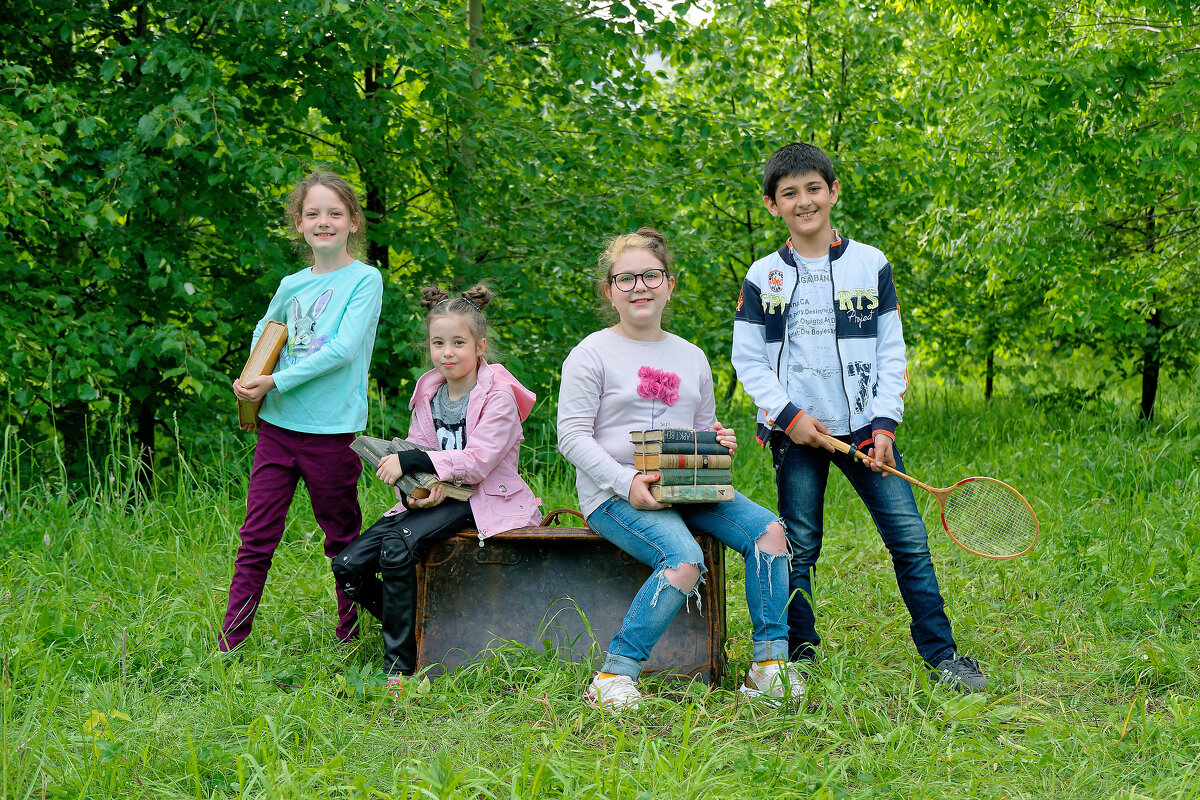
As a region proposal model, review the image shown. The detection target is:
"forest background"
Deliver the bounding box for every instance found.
[3,0,1197,483]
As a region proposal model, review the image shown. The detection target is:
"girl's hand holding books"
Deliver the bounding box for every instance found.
[407,484,446,509]
[233,375,276,403]
[629,472,670,511]
[710,421,737,454]
[376,454,403,486]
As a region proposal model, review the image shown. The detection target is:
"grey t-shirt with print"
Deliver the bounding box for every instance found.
[431,382,471,451]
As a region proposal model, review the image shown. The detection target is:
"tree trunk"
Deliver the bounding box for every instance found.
[746,209,755,264]
[134,390,156,485]
[363,63,390,272]
[364,180,389,271]
[468,0,482,47]
[985,349,994,402]
[1141,308,1160,421]
[804,0,813,79]
[1140,207,1158,421]
[450,0,483,266]
[133,3,155,485]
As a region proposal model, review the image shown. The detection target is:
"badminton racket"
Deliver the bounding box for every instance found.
[822,435,1039,559]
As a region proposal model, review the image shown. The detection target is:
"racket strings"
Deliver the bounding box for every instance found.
[943,479,1038,557]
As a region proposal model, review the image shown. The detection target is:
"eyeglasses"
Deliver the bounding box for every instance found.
[610,268,667,292]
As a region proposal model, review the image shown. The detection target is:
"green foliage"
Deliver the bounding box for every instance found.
[1,0,709,482]
[904,1,1200,399]
[3,0,1197,478]
[2,0,308,481]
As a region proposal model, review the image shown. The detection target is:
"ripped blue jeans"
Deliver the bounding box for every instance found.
[588,492,790,680]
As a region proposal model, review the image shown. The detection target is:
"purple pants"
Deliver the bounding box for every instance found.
[219,420,363,651]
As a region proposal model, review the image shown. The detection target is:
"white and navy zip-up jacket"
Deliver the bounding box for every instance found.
[731,233,908,449]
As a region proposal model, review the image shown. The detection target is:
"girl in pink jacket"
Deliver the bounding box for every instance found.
[332,283,541,690]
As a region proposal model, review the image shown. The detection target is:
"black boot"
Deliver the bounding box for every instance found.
[380,524,419,676]
[377,506,471,676]
[380,561,418,676]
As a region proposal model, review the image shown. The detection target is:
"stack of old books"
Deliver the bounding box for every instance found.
[350,435,476,502]
[630,428,734,503]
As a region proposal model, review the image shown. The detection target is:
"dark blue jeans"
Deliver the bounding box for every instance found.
[771,434,957,666]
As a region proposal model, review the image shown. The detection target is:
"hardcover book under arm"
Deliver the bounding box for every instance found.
[237,320,289,432]
[350,435,476,502]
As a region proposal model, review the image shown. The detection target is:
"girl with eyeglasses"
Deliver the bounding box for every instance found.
[556,227,804,713]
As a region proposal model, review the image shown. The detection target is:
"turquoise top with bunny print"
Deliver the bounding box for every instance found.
[252,260,383,434]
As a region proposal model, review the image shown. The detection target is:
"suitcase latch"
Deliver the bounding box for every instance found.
[475,548,521,566]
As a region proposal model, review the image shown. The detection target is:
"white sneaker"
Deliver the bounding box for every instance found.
[739,660,805,706]
[585,672,642,712]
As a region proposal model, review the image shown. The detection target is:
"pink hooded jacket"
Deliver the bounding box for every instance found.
[384,359,542,540]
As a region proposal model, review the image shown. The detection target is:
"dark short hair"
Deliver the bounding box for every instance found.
[762,142,836,199]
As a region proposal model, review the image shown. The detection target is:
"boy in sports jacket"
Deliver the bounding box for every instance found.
[731,142,987,692]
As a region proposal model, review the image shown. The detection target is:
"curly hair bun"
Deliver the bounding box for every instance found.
[634,227,667,247]
[419,281,500,362]
[420,285,450,310]
[460,283,493,311]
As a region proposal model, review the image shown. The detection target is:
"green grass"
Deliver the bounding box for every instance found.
[2,381,1199,799]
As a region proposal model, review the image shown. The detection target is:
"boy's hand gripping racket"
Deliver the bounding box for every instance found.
[822,435,1039,559]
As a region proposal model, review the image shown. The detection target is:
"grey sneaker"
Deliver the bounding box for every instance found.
[931,655,988,693]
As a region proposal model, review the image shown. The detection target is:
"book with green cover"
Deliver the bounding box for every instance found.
[634,452,733,470]
[350,435,476,502]
[630,428,720,445]
[645,468,733,486]
[634,441,731,456]
[649,484,735,503]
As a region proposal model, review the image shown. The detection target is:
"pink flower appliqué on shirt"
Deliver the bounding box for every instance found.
[637,366,680,427]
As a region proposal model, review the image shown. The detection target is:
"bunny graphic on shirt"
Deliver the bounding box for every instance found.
[282,289,333,364]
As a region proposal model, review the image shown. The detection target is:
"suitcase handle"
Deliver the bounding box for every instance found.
[538,507,587,527]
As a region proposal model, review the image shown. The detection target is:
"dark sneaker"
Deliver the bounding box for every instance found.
[931,655,988,693]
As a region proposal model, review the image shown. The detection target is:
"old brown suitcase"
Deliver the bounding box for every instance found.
[415,509,726,683]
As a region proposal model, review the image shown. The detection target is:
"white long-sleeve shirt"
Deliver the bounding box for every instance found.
[557,329,717,517]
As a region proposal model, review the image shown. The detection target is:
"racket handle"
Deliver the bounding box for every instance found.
[821,434,916,484]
